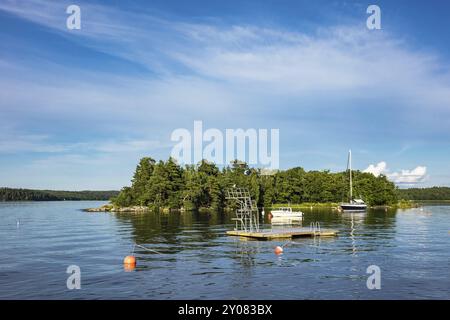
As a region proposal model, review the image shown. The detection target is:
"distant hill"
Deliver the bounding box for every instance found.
[397,187,450,200]
[0,188,119,201]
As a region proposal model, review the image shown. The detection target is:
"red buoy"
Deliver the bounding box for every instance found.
[274,246,283,255]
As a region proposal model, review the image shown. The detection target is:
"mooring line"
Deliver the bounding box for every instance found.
[280,240,324,250]
[134,243,163,255]
[281,241,295,248]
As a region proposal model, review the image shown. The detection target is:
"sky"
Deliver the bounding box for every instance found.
[0,0,450,190]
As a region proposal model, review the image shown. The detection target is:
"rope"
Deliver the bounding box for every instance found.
[133,243,163,255]
[281,241,294,248]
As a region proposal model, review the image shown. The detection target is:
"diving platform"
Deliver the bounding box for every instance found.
[226,227,338,240]
[225,187,338,241]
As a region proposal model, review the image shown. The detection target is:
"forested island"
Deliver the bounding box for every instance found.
[0,188,119,201]
[109,157,398,211]
[4,158,447,208]
[397,187,450,201]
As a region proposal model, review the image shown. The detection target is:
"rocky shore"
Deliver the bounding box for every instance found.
[84,204,189,213]
[84,204,150,213]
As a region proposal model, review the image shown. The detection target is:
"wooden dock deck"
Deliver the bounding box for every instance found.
[226,227,338,240]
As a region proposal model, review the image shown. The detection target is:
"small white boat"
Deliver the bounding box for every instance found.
[270,207,303,220]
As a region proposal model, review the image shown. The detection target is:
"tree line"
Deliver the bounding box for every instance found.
[397,187,450,200]
[111,157,398,209]
[0,188,119,201]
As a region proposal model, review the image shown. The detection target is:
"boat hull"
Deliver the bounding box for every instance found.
[270,218,302,226]
[339,204,367,212]
[270,209,303,218]
[270,208,303,224]
[271,212,303,219]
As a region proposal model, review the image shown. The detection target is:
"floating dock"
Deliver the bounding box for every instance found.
[226,227,338,240]
[224,188,338,241]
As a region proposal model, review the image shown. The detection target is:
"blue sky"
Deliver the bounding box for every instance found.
[1,0,450,190]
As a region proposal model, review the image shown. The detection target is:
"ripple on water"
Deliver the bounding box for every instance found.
[0,203,449,299]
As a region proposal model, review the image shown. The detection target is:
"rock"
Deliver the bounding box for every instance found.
[112,206,149,213]
[84,204,113,212]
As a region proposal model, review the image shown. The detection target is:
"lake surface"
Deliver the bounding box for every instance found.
[0,201,448,299]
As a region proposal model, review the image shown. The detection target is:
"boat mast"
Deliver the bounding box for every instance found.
[349,150,353,201]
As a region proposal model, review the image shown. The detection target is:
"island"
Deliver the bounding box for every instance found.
[87,156,400,212]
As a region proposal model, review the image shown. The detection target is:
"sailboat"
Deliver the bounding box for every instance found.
[339,150,367,212]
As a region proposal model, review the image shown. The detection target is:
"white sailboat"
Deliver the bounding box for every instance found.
[339,150,367,212]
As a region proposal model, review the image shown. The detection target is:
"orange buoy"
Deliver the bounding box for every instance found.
[123,255,136,266]
[274,246,283,255]
[124,264,135,272]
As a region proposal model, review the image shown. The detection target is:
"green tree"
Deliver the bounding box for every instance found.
[111,156,399,210]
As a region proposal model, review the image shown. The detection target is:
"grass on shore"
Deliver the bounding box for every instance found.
[271,203,339,209]
[273,201,422,210]
[89,200,426,213]
[396,199,421,209]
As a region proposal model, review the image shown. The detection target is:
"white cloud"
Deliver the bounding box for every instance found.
[388,166,428,185]
[364,162,427,185]
[363,161,387,177]
[2,0,450,104]
[1,0,450,113]
[1,1,449,128]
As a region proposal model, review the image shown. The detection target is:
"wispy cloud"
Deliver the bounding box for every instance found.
[1,0,449,188]
[0,133,67,153]
[1,0,449,118]
[0,129,165,155]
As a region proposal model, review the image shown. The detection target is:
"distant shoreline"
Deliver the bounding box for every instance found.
[84,200,426,213]
[0,187,119,202]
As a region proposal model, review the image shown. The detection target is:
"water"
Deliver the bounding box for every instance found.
[0,201,448,299]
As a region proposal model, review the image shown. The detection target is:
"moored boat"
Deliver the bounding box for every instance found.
[340,199,367,212]
[270,207,303,221]
[340,150,367,212]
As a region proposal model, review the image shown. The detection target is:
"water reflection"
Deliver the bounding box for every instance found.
[350,213,357,256]
[94,205,421,291]
[233,238,262,268]
[1,202,449,299]
[113,207,401,261]
[114,211,225,254]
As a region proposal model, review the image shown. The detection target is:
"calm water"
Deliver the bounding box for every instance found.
[0,201,448,299]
